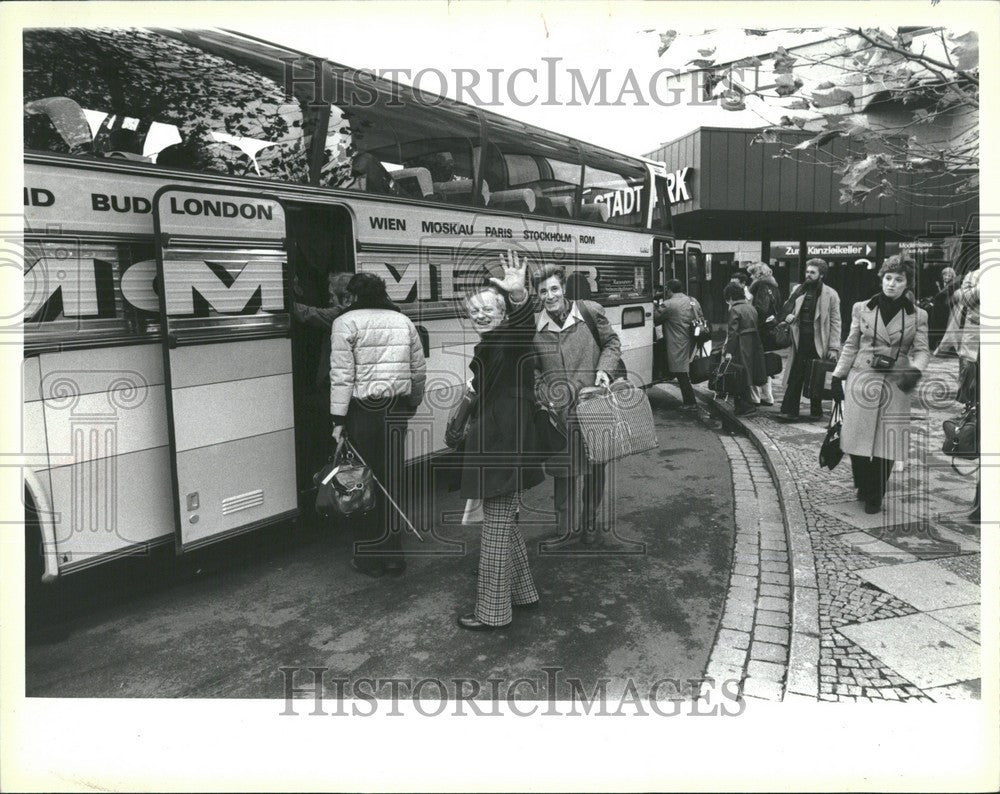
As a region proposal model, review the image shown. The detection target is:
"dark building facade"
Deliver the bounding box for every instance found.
[647,127,978,326]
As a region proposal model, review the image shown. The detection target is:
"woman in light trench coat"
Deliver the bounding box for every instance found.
[831,257,930,514]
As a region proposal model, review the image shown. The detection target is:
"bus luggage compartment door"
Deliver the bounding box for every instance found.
[153,187,297,553]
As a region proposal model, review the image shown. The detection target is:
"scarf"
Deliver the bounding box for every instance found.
[876,292,906,326]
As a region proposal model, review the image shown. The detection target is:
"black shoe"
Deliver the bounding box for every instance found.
[457,613,507,631]
[350,560,383,578]
[735,406,758,417]
[513,601,540,611]
[383,562,406,577]
[774,412,800,423]
[864,500,882,514]
[759,401,774,407]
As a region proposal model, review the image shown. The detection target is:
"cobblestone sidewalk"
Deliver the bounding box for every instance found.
[691,352,981,702]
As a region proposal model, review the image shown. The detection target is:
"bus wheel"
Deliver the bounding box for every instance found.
[24,491,46,630]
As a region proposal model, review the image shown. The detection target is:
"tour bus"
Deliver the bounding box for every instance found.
[21,27,698,587]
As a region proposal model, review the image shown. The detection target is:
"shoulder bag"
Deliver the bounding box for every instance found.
[444,385,478,449]
[689,298,710,344]
[576,301,628,382]
[763,322,793,351]
[942,403,977,460]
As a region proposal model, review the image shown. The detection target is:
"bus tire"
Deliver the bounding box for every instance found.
[24,490,45,626]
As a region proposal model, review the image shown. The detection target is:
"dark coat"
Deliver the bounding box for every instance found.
[458,297,546,500]
[653,293,701,373]
[749,276,781,331]
[725,300,768,387]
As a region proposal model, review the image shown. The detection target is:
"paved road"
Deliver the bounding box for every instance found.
[26,387,735,700]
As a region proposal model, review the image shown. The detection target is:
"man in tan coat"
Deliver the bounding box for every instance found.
[777,258,842,422]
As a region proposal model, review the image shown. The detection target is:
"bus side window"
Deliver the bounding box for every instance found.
[23,29,313,184]
[318,88,482,208]
[481,119,583,219]
[579,153,648,229]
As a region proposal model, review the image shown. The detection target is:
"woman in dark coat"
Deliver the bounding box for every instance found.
[722,280,767,417]
[455,251,544,630]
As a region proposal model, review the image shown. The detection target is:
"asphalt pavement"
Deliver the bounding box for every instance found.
[26,387,736,700]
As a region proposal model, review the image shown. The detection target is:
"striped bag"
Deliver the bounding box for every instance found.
[574,381,659,464]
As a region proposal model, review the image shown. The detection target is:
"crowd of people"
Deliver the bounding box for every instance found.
[294,252,622,631]
[680,254,979,517]
[292,250,980,631]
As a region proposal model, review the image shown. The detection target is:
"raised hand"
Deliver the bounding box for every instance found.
[490,250,529,301]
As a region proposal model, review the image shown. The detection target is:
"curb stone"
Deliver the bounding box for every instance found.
[653,384,800,703]
[690,385,821,701]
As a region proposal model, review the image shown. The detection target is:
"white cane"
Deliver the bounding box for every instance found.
[343,438,425,542]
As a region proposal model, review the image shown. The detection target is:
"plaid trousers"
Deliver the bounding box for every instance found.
[474,492,539,626]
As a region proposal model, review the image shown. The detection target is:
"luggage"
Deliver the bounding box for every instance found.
[942,404,977,460]
[313,439,375,519]
[804,359,836,400]
[708,355,745,398]
[819,400,844,470]
[574,380,658,464]
[689,344,714,384]
[313,437,425,540]
[763,322,793,351]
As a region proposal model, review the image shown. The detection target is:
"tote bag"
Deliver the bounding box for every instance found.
[574,380,658,464]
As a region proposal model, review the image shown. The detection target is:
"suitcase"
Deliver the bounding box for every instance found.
[804,359,836,400]
[574,380,659,464]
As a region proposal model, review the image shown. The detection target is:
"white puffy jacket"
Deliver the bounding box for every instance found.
[329,308,426,419]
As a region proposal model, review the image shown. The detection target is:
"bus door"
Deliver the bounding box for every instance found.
[681,240,703,301]
[154,187,297,553]
[651,238,673,379]
[653,238,673,294]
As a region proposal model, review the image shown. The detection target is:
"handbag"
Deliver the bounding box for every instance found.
[313,438,375,519]
[942,404,978,460]
[689,298,710,344]
[576,300,628,381]
[763,322,793,351]
[444,386,478,449]
[819,400,844,470]
[764,351,783,377]
[804,359,836,399]
[689,343,714,384]
[533,402,569,456]
[573,380,658,464]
